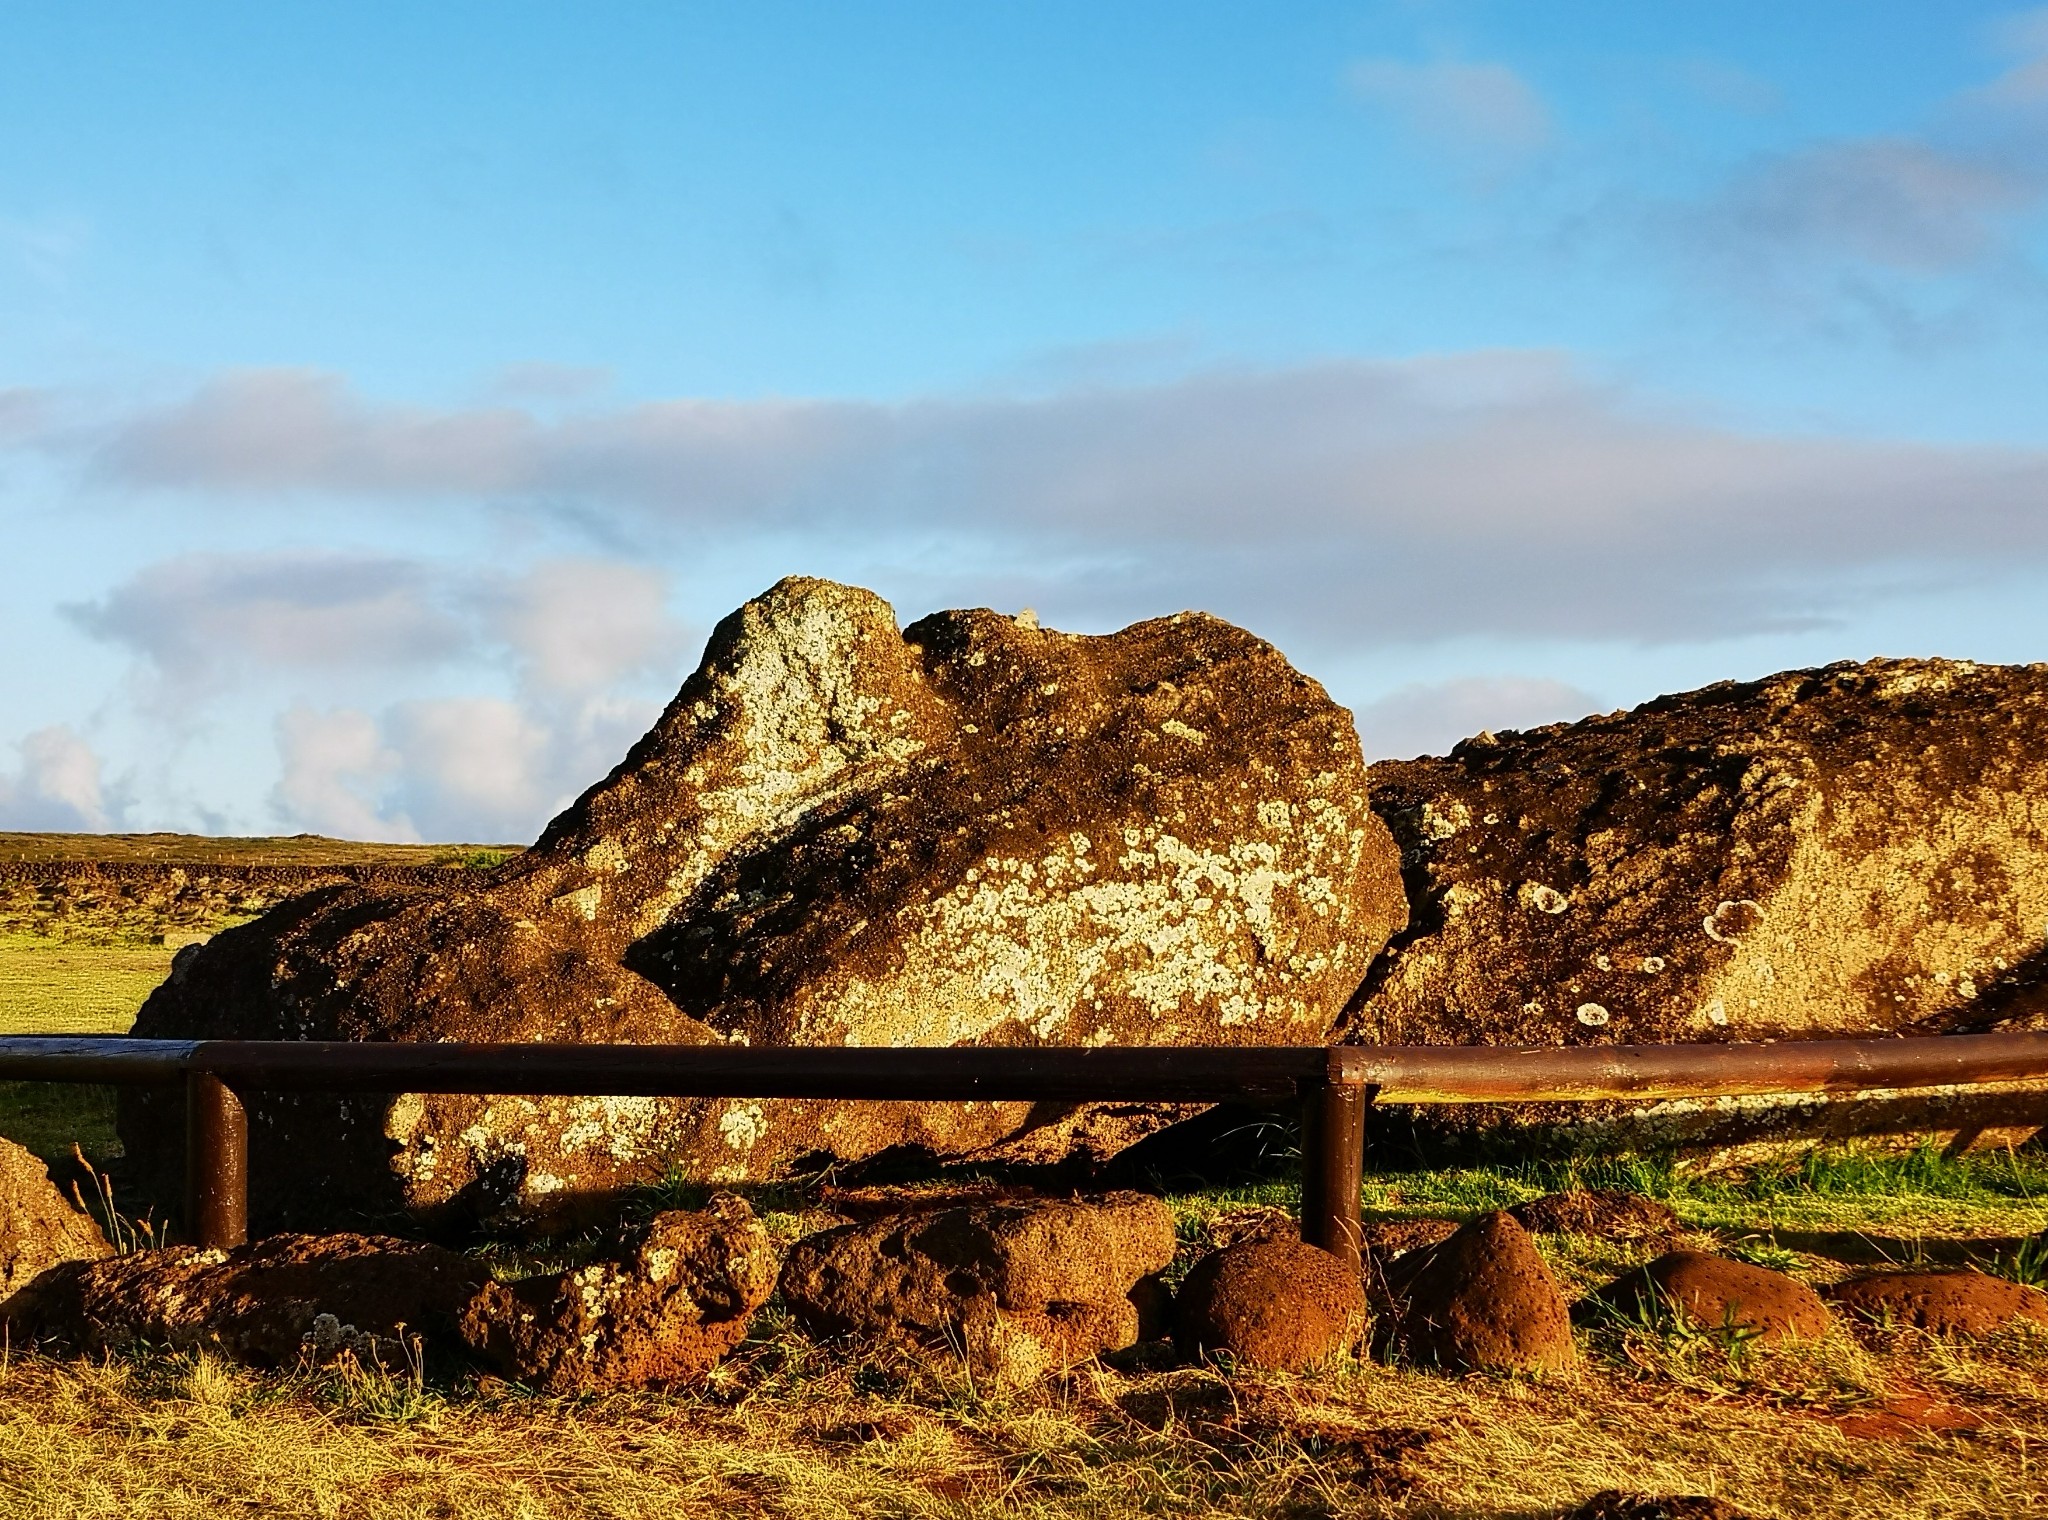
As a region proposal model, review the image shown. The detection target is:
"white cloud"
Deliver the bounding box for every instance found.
[1354,677,1605,762]
[478,558,684,696]
[0,725,112,831]
[1347,58,1554,157]
[272,707,415,842]
[64,550,470,695]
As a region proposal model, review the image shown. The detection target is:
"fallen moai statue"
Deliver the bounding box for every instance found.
[0,1137,110,1306]
[121,577,1406,1232]
[1355,657,2048,1150]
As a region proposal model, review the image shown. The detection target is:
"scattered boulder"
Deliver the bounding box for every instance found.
[122,578,1408,1231]
[0,1137,109,1305]
[1826,1269,2048,1336]
[1508,1190,1679,1243]
[1174,1239,1369,1371]
[1355,658,2048,1148]
[1585,1251,1832,1346]
[1382,1211,1576,1372]
[4,1232,485,1366]
[460,1194,777,1392]
[779,1192,1175,1384]
[1565,1493,1761,1520]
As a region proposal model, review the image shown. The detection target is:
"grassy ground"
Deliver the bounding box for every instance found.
[1,845,2046,1517]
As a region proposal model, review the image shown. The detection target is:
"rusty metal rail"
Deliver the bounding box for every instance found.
[1,1030,2045,1272]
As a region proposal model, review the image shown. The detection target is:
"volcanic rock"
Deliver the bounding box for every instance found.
[1354,658,2048,1147]
[460,1193,777,1391]
[121,578,1406,1231]
[1507,1189,1679,1243]
[0,1137,109,1304]
[779,1191,1175,1384]
[1381,1211,1576,1372]
[1826,1268,2048,1335]
[4,1232,486,1366]
[1585,1251,1832,1346]
[1174,1239,1369,1371]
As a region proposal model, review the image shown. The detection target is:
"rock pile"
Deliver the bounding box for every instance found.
[1827,1269,2048,1335]
[1380,1212,1576,1372]
[5,1232,486,1365]
[461,1193,778,1391]
[1174,1239,1369,1370]
[779,1192,1176,1385]
[1356,658,2048,1147]
[122,578,1406,1231]
[1584,1251,1833,1345]
[0,1138,109,1305]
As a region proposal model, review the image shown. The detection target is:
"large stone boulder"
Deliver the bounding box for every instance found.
[459,1194,778,1391]
[779,1192,1176,1384]
[1827,1268,2048,1336]
[0,1137,109,1305]
[3,1232,487,1366]
[1584,1251,1833,1346]
[1355,658,2048,1147]
[122,579,1405,1231]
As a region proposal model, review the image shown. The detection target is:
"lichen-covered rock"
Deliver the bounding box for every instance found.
[1381,1211,1576,1372]
[779,1192,1176,1384]
[1827,1269,2048,1336]
[122,578,1405,1230]
[3,1232,486,1366]
[460,1194,777,1391]
[1174,1239,1369,1371]
[1585,1251,1833,1346]
[0,1138,109,1305]
[1355,658,2048,1147]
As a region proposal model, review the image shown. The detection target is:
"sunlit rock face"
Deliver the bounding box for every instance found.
[122,577,1406,1231]
[1353,657,2048,1147]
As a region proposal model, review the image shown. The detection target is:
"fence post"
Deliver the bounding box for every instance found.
[186,1070,248,1250]
[1299,1059,1370,1274]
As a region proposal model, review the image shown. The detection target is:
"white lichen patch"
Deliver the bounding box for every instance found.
[1519,882,1570,915]
[718,1102,769,1151]
[1575,1003,1610,1027]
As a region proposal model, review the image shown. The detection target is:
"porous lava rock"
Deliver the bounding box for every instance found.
[1585,1251,1833,1346]
[4,1232,486,1366]
[1507,1189,1679,1243]
[1565,1494,1759,1520]
[0,1137,109,1304]
[1381,1211,1576,1372]
[121,578,1405,1231]
[460,1193,777,1391]
[1354,658,2048,1147]
[1174,1239,1369,1371]
[1826,1268,2048,1335]
[779,1192,1176,1384]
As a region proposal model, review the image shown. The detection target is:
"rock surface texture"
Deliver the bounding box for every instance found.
[1827,1269,2048,1335]
[1356,658,2048,1145]
[1380,1211,1576,1372]
[779,1192,1176,1384]
[1586,1251,1833,1346]
[460,1194,778,1391]
[122,578,1405,1230]
[0,1137,109,1305]
[1174,1239,1369,1371]
[4,1232,487,1366]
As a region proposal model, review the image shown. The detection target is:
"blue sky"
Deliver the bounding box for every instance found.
[5,2,2048,841]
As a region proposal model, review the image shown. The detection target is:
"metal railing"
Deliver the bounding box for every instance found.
[3,1029,2047,1271]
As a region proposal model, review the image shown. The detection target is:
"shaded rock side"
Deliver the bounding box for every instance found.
[4,1232,487,1366]
[1174,1239,1369,1371]
[123,578,1405,1230]
[1354,658,2048,1146]
[0,1137,109,1304]
[1584,1251,1832,1346]
[1382,1211,1576,1372]
[1827,1269,2048,1335]
[460,1194,777,1391]
[779,1192,1176,1383]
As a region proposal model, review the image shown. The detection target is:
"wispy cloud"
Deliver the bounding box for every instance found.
[1347,57,1554,160]
[0,725,113,831]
